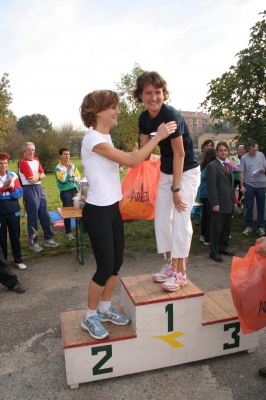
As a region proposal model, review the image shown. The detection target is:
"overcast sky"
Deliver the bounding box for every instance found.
[0,0,264,129]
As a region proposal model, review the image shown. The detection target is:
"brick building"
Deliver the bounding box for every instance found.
[179,111,213,138]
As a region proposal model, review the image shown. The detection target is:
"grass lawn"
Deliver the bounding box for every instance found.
[6,158,256,264]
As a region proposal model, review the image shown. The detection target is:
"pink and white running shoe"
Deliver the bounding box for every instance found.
[161,272,187,292]
[152,263,176,283]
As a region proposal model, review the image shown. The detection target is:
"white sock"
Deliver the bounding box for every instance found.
[98,300,111,313]
[85,308,97,319]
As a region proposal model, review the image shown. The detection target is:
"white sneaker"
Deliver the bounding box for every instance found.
[66,232,75,240]
[161,272,187,292]
[199,235,205,242]
[257,228,265,236]
[15,263,27,270]
[152,263,176,283]
[29,243,43,252]
[44,239,60,248]
[243,227,252,235]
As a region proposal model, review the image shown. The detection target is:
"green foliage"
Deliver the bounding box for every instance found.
[3,131,25,161]
[26,130,61,172]
[111,63,146,151]
[55,123,85,157]
[201,11,266,151]
[0,73,12,146]
[17,113,53,135]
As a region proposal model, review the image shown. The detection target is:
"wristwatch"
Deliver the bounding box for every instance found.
[171,186,180,193]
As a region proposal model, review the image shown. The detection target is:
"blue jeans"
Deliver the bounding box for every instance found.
[244,183,265,228]
[60,188,78,233]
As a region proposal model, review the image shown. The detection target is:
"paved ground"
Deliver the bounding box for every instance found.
[1,248,266,400]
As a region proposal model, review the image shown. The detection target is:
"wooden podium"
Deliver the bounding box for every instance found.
[61,274,258,388]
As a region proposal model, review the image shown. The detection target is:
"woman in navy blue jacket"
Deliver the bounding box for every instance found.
[0,152,26,270]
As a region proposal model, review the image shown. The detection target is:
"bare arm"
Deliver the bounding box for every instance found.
[239,171,245,193]
[171,136,187,211]
[93,121,177,168]
[140,134,152,161]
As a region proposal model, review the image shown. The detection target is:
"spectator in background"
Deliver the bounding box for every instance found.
[19,142,60,252]
[54,148,81,240]
[194,139,214,225]
[0,152,26,270]
[239,140,266,236]
[0,245,26,293]
[206,142,237,262]
[197,139,214,163]
[230,145,246,213]
[199,148,217,246]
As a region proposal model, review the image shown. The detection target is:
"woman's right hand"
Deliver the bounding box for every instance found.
[156,121,177,140]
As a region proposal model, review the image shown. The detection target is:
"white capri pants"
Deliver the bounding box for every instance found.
[154,166,200,259]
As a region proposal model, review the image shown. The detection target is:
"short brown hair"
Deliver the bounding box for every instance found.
[0,152,10,160]
[216,141,229,151]
[80,90,119,129]
[133,71,169,104]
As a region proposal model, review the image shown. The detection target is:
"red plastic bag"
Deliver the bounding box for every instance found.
[119,156,160,221]
[230,245,266,334]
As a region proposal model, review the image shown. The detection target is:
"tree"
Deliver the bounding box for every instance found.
[0,73,12,146]
[26,130,60,172]
[55,123,85,156]
[3,131,25,161]
[200,11,266,151]
[110,63,146,151]
[17,114,53,135]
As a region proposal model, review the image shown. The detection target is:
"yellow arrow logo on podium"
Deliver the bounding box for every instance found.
[151,331,184,348]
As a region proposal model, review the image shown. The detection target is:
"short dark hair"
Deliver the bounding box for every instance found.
[59,148,69,155]
[80,90,119,129]
[247,140,258,149]
[216,141,229,151]
[201,139,214,151]
[132,71,169,104]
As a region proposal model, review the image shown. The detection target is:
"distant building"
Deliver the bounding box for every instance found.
[198,133,237,151]
[179,111,213,138]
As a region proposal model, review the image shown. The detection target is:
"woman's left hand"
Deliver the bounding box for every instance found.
[173,191,187,212]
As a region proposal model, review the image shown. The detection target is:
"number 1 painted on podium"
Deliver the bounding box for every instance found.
[165,304,174,332]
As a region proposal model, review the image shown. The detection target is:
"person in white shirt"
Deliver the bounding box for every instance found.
[19,142,60,252]
[80,89,176,340]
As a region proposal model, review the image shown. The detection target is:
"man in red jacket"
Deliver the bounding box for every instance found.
[19,142,59,252]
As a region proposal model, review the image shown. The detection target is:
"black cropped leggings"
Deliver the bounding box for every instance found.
[82,202,124,287]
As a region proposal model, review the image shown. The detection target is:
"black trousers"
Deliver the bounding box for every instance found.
[0,246,18,289]
[0,213,22,263]
[60,188,78,233]
[210,211,232,256]
[82,202,124,287]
